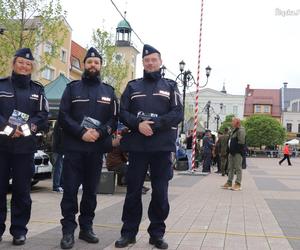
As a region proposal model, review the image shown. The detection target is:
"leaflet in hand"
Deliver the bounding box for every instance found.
[8,109,29,126]
[81,116,101,129]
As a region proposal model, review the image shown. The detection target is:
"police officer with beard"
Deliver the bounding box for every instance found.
[0,48,48,245]
[58,47,118,249]
[115,44,183,249]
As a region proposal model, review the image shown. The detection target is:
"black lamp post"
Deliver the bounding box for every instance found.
[176,61,211,134]
[206,100,211,129]
[214,102,223,131]
[215,115,220,131]
[161,65,166,78]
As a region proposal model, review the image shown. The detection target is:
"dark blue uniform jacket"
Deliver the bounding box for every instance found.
[0,77,49,153]
[58,78,118,153]
[120,77,183,152]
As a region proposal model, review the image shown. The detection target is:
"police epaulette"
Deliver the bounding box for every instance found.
[164,78,177,86]
[0,76,9,81]
[102,82,115,90]
[128,78,142,84]
[33,80,44,87]
[67,80,80,85]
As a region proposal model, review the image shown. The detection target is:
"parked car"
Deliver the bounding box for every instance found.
[31,150,53,186]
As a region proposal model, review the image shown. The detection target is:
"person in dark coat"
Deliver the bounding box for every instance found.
[52,120,64,192]
[218,127,229,176]
[115,44,183,249]
[0,48,48,245]
[58,47,118,249]
[202,130,214,173]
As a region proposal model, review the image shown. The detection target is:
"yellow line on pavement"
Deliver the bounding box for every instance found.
[30,220,300,241]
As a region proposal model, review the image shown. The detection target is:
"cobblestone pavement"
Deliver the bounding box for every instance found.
[1,157,300,249]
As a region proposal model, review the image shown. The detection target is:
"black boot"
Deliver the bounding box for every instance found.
[115,236,136,248]
[79,229,99,243]
[12,235,26,246]
[149,237,168,249]
[60,234,74,249]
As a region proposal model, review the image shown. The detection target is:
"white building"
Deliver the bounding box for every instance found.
[185,86,244,132]
[281,83,300,136]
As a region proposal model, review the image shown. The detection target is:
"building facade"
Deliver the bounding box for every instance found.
[281,82,300,139]
[244,84,281,120]
[33,17,72,85]
[185,87,245,132]
[115,19,139,93]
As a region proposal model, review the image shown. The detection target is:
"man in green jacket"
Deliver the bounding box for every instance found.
[221,118,246,191]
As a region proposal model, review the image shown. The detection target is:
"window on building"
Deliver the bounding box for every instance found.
[298,124,300,133]
[61,49,67,63]
[131,55,135,66]
[263,105,270,113]
[44,42,53,54]
[254,105,261,113]
[221,105,226,114]
[42,67,55,81]
[114,53,124,64]
[233,105,238,115]
[292,102,298,112]
[287,123,292,132]
[71,57,80,69]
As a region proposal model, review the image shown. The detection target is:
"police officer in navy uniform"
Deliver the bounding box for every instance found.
[0,48,48,245]
[58,47,118,249]
[115,44,183,249]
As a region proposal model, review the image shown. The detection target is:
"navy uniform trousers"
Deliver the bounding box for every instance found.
[121,152,173,239]
[60,152,103,234]
[0,152,34,237]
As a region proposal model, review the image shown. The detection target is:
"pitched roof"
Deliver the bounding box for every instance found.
[71,40,86,71]
[282,88,300,110]
[244,85,281,117]
[45,73,70,101]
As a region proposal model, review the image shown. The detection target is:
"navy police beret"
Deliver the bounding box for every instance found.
[142,44,160,58]
[84,47,102,63]
[14,48,34,61]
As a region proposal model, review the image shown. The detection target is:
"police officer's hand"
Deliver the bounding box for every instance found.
[82,128,99,142]
[11,127,24,138]
[112,135,121,147]
[138,121,154,136]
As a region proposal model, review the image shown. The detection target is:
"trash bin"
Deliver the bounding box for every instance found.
[176,158,188,171]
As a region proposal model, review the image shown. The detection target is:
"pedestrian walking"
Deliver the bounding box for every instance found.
[115,44,183,249]
[58,47,118,249]
[0,48,49,245]
[279,143,292,166]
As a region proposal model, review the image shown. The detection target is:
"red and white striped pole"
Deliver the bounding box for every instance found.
[191,0,205,170]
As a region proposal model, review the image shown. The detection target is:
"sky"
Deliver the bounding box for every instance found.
[60,0,300,95]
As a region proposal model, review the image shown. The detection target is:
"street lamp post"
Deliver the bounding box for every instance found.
[206,100,211,129]
[215,114,220,131]
[176,61,211,134]
[215,102,223,131]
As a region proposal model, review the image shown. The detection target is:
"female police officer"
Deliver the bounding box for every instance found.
[0,48,48,245]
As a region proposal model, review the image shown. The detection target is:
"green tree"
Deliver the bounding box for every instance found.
[91,28,128,97]
[0,0,67,75]
[244,115,286,148]
[219,114,235,133]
